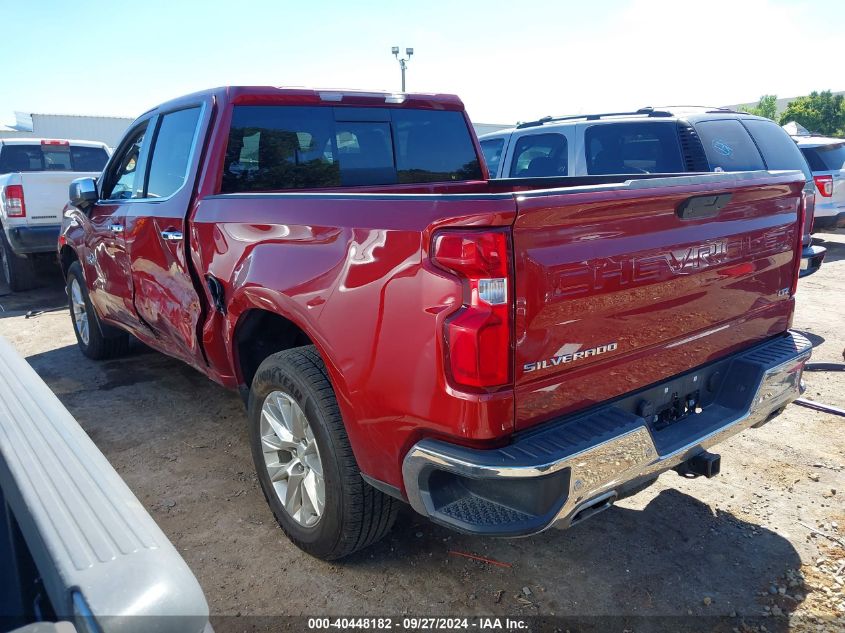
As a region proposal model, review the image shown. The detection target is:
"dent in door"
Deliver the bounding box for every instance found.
[130,215,200,358]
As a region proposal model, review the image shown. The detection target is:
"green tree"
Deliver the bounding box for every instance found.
[779,90,845,136]
[741,94,778,121]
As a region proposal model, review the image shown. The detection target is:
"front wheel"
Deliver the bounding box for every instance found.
[248,346,399,560]
[66,261,130,359]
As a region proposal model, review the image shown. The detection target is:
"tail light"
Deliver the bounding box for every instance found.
[814,175,833,197]
[432,229,512,389]
[790,192,808,296]
[3,185,26,217]
[41,139,70,147]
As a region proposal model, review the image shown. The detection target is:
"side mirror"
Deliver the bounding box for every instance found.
[69,177,98,211]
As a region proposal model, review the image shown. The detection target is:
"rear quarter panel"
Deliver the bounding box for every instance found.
[190,193,517,488]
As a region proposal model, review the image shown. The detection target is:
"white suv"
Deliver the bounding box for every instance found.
[479,107,825,276]
[793,136,845,231]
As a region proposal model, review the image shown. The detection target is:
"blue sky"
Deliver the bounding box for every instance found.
[2,0,843,124]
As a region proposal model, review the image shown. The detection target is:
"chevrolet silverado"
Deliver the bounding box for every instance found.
[59,87,811,559]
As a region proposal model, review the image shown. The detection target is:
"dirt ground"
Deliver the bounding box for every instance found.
[1,233,844,632]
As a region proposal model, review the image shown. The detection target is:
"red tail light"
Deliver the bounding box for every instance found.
[814,174,833,197]
[3,184,26,217]
[791,192,808,296]
[40,139,70,146]
[432,229,512,389]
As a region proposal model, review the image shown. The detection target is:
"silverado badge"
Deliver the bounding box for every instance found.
[523,342,618,373]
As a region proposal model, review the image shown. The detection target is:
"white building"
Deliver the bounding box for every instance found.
[0,112,134,147]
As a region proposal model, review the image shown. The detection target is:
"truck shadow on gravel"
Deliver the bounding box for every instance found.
[368,490,807,620]
[21,341,808,623]
[0,266,66,317]
[814,233,845,264]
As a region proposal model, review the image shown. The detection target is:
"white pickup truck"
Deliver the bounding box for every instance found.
[0,139,109,291]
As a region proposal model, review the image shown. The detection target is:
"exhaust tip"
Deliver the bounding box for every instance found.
[569,491,618,526]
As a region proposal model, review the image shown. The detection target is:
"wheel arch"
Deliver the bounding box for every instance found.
[232,307,324,390]
[59,244,79,279]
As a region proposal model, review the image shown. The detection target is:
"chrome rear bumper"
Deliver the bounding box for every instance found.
[402,331,812,536]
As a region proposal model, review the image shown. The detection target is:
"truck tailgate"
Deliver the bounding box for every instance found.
[20,171,98,225]
[513,171,806,430]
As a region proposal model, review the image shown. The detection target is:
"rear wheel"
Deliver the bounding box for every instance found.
[0,230,36,292]
[66,261,130,359]
[249,346,399,559]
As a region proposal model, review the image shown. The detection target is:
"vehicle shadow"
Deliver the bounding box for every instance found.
[351,487,807,622]
[19,341,809,627]
[0,262,66,318]
[814,233,845,263]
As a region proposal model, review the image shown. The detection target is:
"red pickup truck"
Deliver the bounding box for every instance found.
[60,87,812,560]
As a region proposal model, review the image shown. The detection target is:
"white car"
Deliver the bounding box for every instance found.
[794,136,845,231]
[0,138,109,291]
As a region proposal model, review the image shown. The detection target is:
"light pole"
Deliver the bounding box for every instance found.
[391,46,414,92]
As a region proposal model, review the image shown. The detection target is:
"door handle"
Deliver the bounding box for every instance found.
[161,229,183,242]
[108,224,124,234]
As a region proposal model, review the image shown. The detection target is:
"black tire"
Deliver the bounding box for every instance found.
[248,345,399,560]
[0,230,36,292]
[66,261,130,359]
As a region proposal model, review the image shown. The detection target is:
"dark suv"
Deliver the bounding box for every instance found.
[480,107,825,276]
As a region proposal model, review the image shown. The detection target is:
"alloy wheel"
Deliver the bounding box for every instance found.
[260,390,326,527]
[70,278,89,345]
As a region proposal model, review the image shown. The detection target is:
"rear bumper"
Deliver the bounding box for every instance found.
[813,211,845,230]
[402,331,812,536]
[5,224,60,255]
[800,244,826,277]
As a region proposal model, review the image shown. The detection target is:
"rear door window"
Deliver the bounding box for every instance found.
[221,105,482,193]
[800,144,845,172]
[509,133,568,177]
[694,119,765,172]
[480,138,505,176]
[584,122,684,175]
[742,119,812,180]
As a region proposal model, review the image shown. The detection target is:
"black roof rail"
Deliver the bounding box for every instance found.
[515,107,673,129]
[650,104,743,114]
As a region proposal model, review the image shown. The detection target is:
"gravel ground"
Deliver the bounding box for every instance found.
[1,233,843,632]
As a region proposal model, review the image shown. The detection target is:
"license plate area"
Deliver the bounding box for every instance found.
[651,389,702,431]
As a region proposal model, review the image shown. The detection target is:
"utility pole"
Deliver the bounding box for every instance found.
[391,46,414,92]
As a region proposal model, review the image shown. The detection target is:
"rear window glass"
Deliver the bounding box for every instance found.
[0,144,107,173]
[221,106,482,193]
[480,138,504,176]
[694,120,765,172]
[800,143,845,172]
[71,146,110,172]
[585,122,684,175]
[510,133,567,177]
[742,119,811,180]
